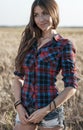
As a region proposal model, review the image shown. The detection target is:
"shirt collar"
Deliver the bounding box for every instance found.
[53,34,63,41]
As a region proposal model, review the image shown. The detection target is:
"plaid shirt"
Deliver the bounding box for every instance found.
[14,34,78,109]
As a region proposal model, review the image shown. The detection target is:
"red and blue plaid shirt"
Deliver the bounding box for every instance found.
[14,34,78,109]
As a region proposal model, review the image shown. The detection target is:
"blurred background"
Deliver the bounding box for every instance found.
[0,0,83,27]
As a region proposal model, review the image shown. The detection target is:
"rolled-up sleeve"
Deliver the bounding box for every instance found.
[61,41,78,88]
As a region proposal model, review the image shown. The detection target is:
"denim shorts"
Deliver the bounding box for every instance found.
[15,106,64,128]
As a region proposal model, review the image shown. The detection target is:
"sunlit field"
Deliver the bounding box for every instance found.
[0,27,83,130]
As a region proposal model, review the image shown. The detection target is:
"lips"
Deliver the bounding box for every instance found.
[39,23,48,28]
[40,23,47,26]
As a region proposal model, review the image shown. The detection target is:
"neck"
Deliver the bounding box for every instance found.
[42,29,57,38]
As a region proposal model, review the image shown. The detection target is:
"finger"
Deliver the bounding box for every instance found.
[22,114,29,123]
[28,113,34,119]
[28,117,39,124]
[28,117,35,123]
[25,112,29,119]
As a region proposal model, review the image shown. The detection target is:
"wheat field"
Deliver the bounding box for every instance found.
[0,27,83,130]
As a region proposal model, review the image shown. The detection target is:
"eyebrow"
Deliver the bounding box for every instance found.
[34,10,48,14]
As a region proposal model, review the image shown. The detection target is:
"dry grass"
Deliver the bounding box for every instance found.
[0,27,83,130]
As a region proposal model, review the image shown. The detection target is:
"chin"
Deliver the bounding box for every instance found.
[38,25,51,32]
[40,27,49,32]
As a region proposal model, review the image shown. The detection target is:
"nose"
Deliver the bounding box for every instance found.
[39,15,44,22]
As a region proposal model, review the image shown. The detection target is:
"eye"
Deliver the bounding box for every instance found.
[42,11,49,15]
[34,13,38,17]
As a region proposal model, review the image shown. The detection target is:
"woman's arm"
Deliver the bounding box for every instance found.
[12,76,23,102]
[27,87,76,124]
[47,41,78,111]
[46,87,76,111]
[12,76,29,124]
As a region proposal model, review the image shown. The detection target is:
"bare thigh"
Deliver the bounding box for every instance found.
[38,126,63,130]
[13,123,37,130]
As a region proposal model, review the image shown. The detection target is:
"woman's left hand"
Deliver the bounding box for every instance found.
[27,106,49,124]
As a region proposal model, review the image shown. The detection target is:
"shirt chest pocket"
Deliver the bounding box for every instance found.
[38,48,58,64]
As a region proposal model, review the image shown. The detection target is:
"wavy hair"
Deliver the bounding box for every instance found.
[15,0,59,73]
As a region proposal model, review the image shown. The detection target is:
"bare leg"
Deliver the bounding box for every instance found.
[38,126,63,130]
[13,123,37,130]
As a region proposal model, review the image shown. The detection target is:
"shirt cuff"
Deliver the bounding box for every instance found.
[14,71,24,79]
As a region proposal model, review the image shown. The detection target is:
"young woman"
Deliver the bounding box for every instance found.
[12,0,78,130]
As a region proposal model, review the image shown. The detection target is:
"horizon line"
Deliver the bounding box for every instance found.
[0,25,83,28]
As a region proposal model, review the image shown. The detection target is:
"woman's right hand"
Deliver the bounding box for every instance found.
[16,104,29,125]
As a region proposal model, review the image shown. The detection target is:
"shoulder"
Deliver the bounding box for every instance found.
[53,34,76,53]
[53,34,71,46]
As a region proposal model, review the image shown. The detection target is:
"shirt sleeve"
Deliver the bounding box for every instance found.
[14,70,25,80]
[61,41,78,88]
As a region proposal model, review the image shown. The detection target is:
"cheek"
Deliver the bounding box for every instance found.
[34,18,39,25]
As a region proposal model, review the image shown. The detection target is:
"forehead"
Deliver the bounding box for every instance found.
[34,5,46,13]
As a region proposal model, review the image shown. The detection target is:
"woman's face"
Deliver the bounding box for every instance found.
[33,5,53,32]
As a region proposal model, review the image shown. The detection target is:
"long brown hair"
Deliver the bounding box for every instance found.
[15,0,59,73]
